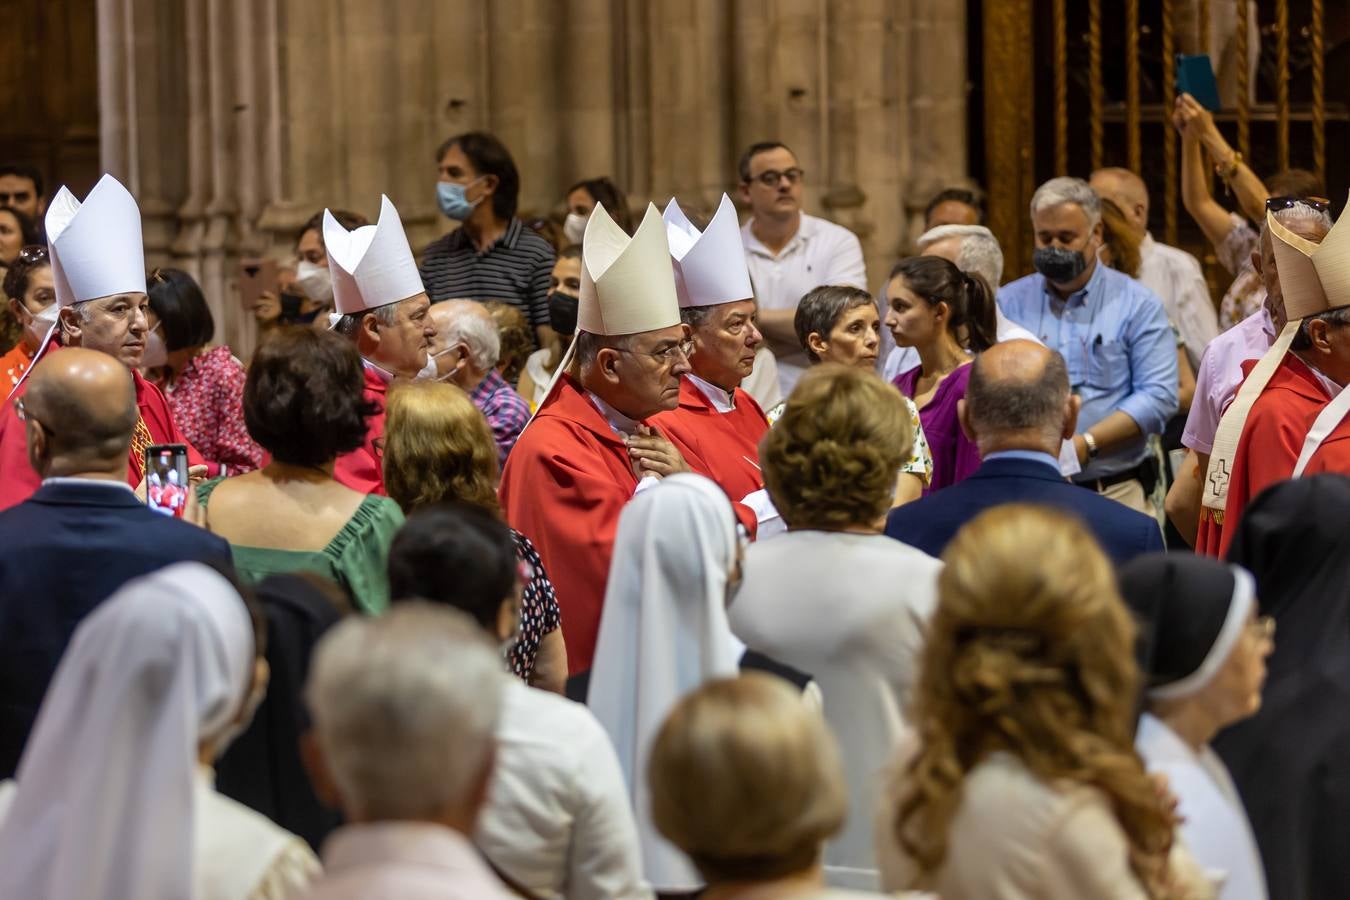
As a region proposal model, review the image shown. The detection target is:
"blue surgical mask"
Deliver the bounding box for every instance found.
[437,177,485,221]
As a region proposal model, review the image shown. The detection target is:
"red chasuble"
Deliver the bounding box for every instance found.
[499,374,644,675]
[0,344,206,511]
[1197,354,1331,558]
[1298,416,1350,476]
[650,377,766,536]
[333,364,389,496]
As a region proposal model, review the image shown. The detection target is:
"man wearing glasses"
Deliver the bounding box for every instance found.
[737,141,867,396]
[501,202,693,688]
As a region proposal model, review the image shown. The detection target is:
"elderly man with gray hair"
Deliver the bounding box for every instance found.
[302,604,515,898]
[428,299,530,464]
[997,176,1178,514]
[885,340,1163,563]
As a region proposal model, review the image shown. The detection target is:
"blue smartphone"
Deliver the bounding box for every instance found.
[1176,54,1222,111]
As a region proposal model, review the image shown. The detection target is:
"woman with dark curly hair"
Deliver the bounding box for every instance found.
[879,504,1210,899]
[194,327,405,612]
[729,363,944,890]
[381,380,566,693]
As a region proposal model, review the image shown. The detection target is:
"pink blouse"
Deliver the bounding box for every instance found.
[163,346,264,474]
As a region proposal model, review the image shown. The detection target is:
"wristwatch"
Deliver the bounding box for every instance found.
[1083,431,1100,460]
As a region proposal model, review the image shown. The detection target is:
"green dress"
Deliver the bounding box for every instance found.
[196,477,404,614]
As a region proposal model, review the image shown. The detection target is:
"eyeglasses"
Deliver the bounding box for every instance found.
[614,338,695,365]
[13,398,54,437]
[16,245,47,265]
[747,167,805,188]
[1267,195,1331,213]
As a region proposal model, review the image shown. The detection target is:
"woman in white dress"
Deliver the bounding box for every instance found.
[1119,553,1272,900]
[0,562,318,900]
[729,364,942,890]
[588,473,745,896]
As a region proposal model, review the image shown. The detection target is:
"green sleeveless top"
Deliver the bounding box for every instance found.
[197,476,404,614]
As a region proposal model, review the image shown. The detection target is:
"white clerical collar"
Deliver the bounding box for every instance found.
[41,476,135,493]
[587,391,642,438]
[361,357,395,384]
[687,373,736,413]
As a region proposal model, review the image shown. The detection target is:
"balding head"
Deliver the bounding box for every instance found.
[960,340,1079,457]
[429,300,501,389]
[23,347,138,479]
[1090,168,1150,237]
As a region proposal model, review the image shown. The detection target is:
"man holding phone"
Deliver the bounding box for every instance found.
[0,174,206,511]
[326,195,437,495]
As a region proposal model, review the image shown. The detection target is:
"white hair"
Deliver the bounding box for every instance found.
[439,301,502,370]
[1030,176,1102,229]
[306,604,504,821]
[917,224,1005,290]
[1268,202,1334,234]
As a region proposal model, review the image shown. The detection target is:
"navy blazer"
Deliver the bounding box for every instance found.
[0,480,234,779]
[885,456,1164,564]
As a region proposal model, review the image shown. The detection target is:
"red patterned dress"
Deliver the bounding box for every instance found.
[161,346,264,474]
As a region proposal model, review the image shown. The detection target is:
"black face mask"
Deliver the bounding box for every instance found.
[1033,245,1090,285]
[549,291,579,336]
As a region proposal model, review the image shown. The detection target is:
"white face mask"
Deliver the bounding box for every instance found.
[141,322,168,368]
[295,259,333,303]
[563,210,590,245]
[414,346,460,383]
[24,302,58,351]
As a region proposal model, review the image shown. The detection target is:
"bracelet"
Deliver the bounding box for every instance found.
[1083,431,1100,460]
[1214,151,1243,181]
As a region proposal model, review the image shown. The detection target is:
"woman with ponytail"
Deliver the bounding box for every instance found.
[729,364,944,889]
[879,504,1212,900]
[886,256,998,492]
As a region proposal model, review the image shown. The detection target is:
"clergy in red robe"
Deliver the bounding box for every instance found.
[1197,354,1332,558]
[323,195,436,496]
[500,202,691,677]
[650,194,777,536]
[0,342,206,510]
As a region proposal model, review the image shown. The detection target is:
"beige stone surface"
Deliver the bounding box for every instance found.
[96,0,969,356]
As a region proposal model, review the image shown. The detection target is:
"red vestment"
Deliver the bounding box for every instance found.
[650,378,765,535]
[0,344,205,511]
[1295,402,1350,476]
[499,375,644,675]
[333,364,389,496]
[1197,354,1330,558]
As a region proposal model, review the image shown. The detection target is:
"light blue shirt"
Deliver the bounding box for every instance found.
[998,261,1178,480]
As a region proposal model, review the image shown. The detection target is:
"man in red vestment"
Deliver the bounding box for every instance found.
[0,175,205,511]
[1199,202,1350,555]
[650,195,777,536]
[501,202,694,678]
[325,195,436,495]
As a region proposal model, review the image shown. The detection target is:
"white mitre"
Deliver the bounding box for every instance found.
[662,193,753,309]
[45,174,146,308]
[324,195,425,316]
[578,202,681,336]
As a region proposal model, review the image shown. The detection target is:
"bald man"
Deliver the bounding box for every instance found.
[1091,167,1219,369]
[885,340,1163,564]
[0,348,232,779]
[428,299,530,463]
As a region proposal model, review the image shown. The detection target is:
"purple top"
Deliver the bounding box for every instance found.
[893,362,981,493]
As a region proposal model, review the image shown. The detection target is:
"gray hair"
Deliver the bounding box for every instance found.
[575,329,634,368]
[437,301,501,370]
[306,604,504,821]
[1030,176,1101,229]
[794,285,874,362]
[1268,201,1334,235]
[332,301,399,338]
[966,349,1072,441]
[917,224,1005,290]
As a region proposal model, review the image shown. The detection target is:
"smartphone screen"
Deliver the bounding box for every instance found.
[238,257,279,310]
[145,443,190,518]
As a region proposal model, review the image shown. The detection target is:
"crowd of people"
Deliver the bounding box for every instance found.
[0,89,1344,899]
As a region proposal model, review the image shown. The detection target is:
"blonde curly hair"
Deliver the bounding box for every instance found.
[760,364,913,530]
[382,382,500,515]
[892,504,1177,896]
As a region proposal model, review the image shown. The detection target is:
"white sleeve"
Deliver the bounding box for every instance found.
[824,226,868,290]
[565,716,655,900]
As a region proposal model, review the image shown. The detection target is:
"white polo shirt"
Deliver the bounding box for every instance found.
[741,212,867,395]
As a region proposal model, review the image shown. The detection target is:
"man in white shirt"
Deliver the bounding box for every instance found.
[738,141,866,395]
[1091,167,1220,369]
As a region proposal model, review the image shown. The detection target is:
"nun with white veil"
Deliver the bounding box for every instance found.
[588,473,745,896]
[0,562,319,900]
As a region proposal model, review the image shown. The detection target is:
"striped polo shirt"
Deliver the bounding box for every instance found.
[419,217,556,331]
